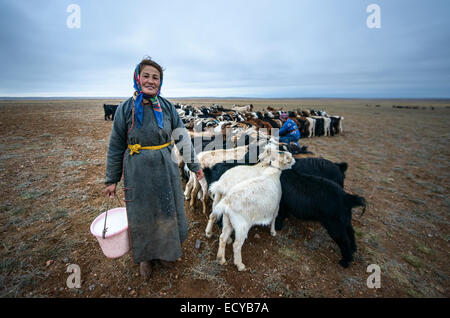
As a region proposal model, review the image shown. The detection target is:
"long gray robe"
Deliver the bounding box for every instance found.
[105,96,200,263]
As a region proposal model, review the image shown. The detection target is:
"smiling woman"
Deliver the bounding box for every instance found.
[138,58,163,96]
[104,57,204,279]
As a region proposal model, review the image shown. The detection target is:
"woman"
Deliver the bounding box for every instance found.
[105,57,203,278]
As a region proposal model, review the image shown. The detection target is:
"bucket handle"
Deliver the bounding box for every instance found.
[102,194,123,239]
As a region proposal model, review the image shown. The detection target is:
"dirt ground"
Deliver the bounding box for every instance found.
[0,98,449,298]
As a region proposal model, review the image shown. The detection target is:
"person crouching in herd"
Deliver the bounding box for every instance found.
[279,113,301,149]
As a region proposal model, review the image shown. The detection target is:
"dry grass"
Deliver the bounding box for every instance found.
[0,98,449,298]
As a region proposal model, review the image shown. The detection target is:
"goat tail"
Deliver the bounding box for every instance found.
[209,181,220,199]
[299,145,314,154]
[335,162,348,174]
[212,199,227,220]
[345,193,367,217]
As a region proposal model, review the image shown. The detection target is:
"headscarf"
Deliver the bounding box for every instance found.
[133,64,164,129]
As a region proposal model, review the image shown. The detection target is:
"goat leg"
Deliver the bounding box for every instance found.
[232,226,249,272]
[190,176,200,208]
[205,213,217,238]
[184,172,194,200]
[199,178,209,216]
[270,207,279,236]
[217,214,233,265]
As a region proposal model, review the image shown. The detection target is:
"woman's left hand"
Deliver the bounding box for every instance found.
[196,169,204,180]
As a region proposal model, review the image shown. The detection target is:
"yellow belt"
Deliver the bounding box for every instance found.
[128,142,171,155]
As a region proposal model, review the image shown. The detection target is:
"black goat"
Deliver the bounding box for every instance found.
[262,114,281,129]
[103,104,118,121]
[314,117,325,136]
[204,156,344,195]
[330,117,340,136]
[204,156,347,231]
[276,171,366,268]
[291,158,347,187]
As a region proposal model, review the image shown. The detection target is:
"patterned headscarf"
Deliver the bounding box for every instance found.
[133,64,164,129]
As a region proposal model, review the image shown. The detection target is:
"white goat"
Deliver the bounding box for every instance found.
[210,147,295,271]
[337,116,344,134]
[204,142,278,237]
[312,116,332,137]
[232,104,253,112]
[305,117,316,137]
[323,117,331,136]
[184,145,249,215]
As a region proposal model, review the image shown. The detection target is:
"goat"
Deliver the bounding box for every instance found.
[204,142,284,236]
[184,145,250,215]
[323,117,331,136]
[275,171,366,268]
[211,148,295,271]
[312,117,325,137]
[232,104,253,112]
[305,117,316,137]
[103,104,118,121]
[330,117,339,136]
[205,156,346,236]
[187,132,275,214]
[291,157,347,187]
[311,116,331,137]
[332,116,344,134]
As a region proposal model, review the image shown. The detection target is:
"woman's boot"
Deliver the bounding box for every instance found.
[139,261,152,278]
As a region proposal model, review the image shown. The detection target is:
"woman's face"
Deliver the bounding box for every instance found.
[139,65,161,96]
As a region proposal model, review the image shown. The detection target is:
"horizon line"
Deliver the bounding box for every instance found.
[1,96,450,101]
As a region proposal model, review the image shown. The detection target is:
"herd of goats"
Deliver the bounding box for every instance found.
[104,103,366,270]
[175,103,344,140]
[172,103,366,270]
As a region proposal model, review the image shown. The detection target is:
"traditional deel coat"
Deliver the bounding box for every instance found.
[106,96,200,263]
[279,118,301,139]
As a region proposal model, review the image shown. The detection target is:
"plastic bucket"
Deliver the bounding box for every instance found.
[90,207,130,259]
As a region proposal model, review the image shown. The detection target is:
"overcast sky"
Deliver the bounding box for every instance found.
[0,0,449,98]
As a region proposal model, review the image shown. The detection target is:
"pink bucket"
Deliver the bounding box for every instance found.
[90,207,130,259]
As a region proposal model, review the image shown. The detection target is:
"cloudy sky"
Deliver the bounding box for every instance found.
[0,0,449,98]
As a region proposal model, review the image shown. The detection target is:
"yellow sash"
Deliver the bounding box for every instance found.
[128,142,171,155]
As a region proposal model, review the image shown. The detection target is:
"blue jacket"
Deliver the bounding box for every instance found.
[279,118,300,139]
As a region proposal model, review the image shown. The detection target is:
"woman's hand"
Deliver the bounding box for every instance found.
[105,183,117,198]
[196,169,204,180]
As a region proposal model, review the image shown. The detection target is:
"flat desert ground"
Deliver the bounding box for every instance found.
[0,98,449,298]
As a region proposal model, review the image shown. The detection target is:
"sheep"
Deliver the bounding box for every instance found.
[275,170,366,268]
[211,147,295,271]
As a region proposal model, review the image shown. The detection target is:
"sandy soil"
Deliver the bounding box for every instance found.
[0,98,449,298]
